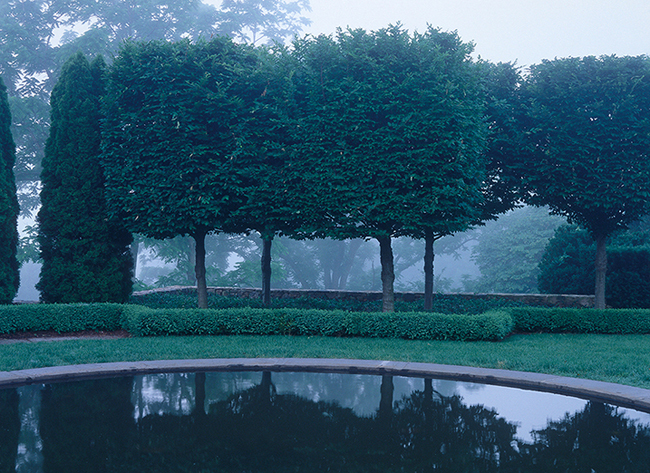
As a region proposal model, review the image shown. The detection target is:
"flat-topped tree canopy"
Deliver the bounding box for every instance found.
[515,55,650,308]
[287,25,489,311]
[102,37,264,307]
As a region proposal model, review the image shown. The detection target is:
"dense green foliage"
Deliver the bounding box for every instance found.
[0,303,125,334]
[124,305,513,341]
[0,76,19,304]
[1,0,311,212]
[0,302,512,340]
[37,53,133,303]
[287,26,489,311]
[607,246,650,308]
[511,307,650,334]
[539,224,650,308]
[5,299,650,339]
[538,225,595,295]
[102,38,269,308]
[515,56,650,308]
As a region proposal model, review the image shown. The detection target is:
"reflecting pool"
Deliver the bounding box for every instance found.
[3,371,650,472]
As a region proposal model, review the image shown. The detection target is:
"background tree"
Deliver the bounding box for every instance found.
[0,0,311,213]
[537,225,596,296]
[37,53,132,303]
[539,219,650,308]
[516,55,650,308]
[217,0,311,45]
[463,206,564,293]
[289,26,488,311]
[102,38,262,308]
[0,76,19,304]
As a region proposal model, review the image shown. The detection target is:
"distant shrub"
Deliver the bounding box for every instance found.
[607,246,650,308]
[510,307,650,334]
[539,225,650,308]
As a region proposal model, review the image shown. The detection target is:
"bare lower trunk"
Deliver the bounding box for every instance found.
[594,234,607,309]
[378,235,395,313]
[261,235,273,307]
[424,231,435,311]
[194,229,208,309]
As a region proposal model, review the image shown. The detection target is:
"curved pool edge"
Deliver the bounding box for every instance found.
[1,358,649,413]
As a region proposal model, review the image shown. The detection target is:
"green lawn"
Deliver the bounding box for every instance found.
[1,333,650,389]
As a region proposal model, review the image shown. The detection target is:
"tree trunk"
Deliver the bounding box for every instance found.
[261,235,273,307]
[194,229,208,309]
[378,235,395,312]
[424,231,435,311]
[594,233,607,309]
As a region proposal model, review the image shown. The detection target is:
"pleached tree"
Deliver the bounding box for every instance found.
[37,53,133,303]
[102,38,260,308]
[288,26,489,311]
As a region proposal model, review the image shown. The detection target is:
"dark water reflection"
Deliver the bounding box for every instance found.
[2,371,650,472]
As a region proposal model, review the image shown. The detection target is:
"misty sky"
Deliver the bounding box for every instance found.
[299,0,650,67]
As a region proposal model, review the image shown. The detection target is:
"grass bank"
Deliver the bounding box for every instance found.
[1,333,650,389]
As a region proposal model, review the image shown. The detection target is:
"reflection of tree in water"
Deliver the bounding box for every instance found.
[39,378,136,473]
[0,389,19,473]
[129,373,521,472]
[520,401,650,472]
[8,374,650,472]
[385,378,520,472]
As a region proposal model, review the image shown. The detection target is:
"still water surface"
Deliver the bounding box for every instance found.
[4,371,650,472]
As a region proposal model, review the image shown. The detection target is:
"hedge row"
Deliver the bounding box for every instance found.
[123,306,514,341]
[4,304,650,339]
[510,307,650,334]
[0,304,513,341]
[0,304,125,334]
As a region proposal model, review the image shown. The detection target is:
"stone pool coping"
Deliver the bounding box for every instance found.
[1,358,649,413]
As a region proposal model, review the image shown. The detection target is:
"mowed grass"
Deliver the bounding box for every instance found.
[1,333,650,389]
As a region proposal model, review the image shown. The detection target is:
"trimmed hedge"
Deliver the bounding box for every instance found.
[510,307,650,334]
[5,303,649,339]
[0,304,125,334]
[123,306,513,341]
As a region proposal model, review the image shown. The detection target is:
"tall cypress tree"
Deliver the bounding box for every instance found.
[0,76,20,304]
[37,53,133,303]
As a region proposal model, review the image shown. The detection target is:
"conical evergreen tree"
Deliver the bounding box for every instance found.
[0,76,20,304]
[37,53,133,303]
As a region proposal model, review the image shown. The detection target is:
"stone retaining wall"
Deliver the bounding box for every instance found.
[133,286,595,308]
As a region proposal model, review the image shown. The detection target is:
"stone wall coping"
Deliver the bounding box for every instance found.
[133,286,596,308]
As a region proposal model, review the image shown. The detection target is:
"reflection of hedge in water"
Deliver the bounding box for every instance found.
[0,389,19,473]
